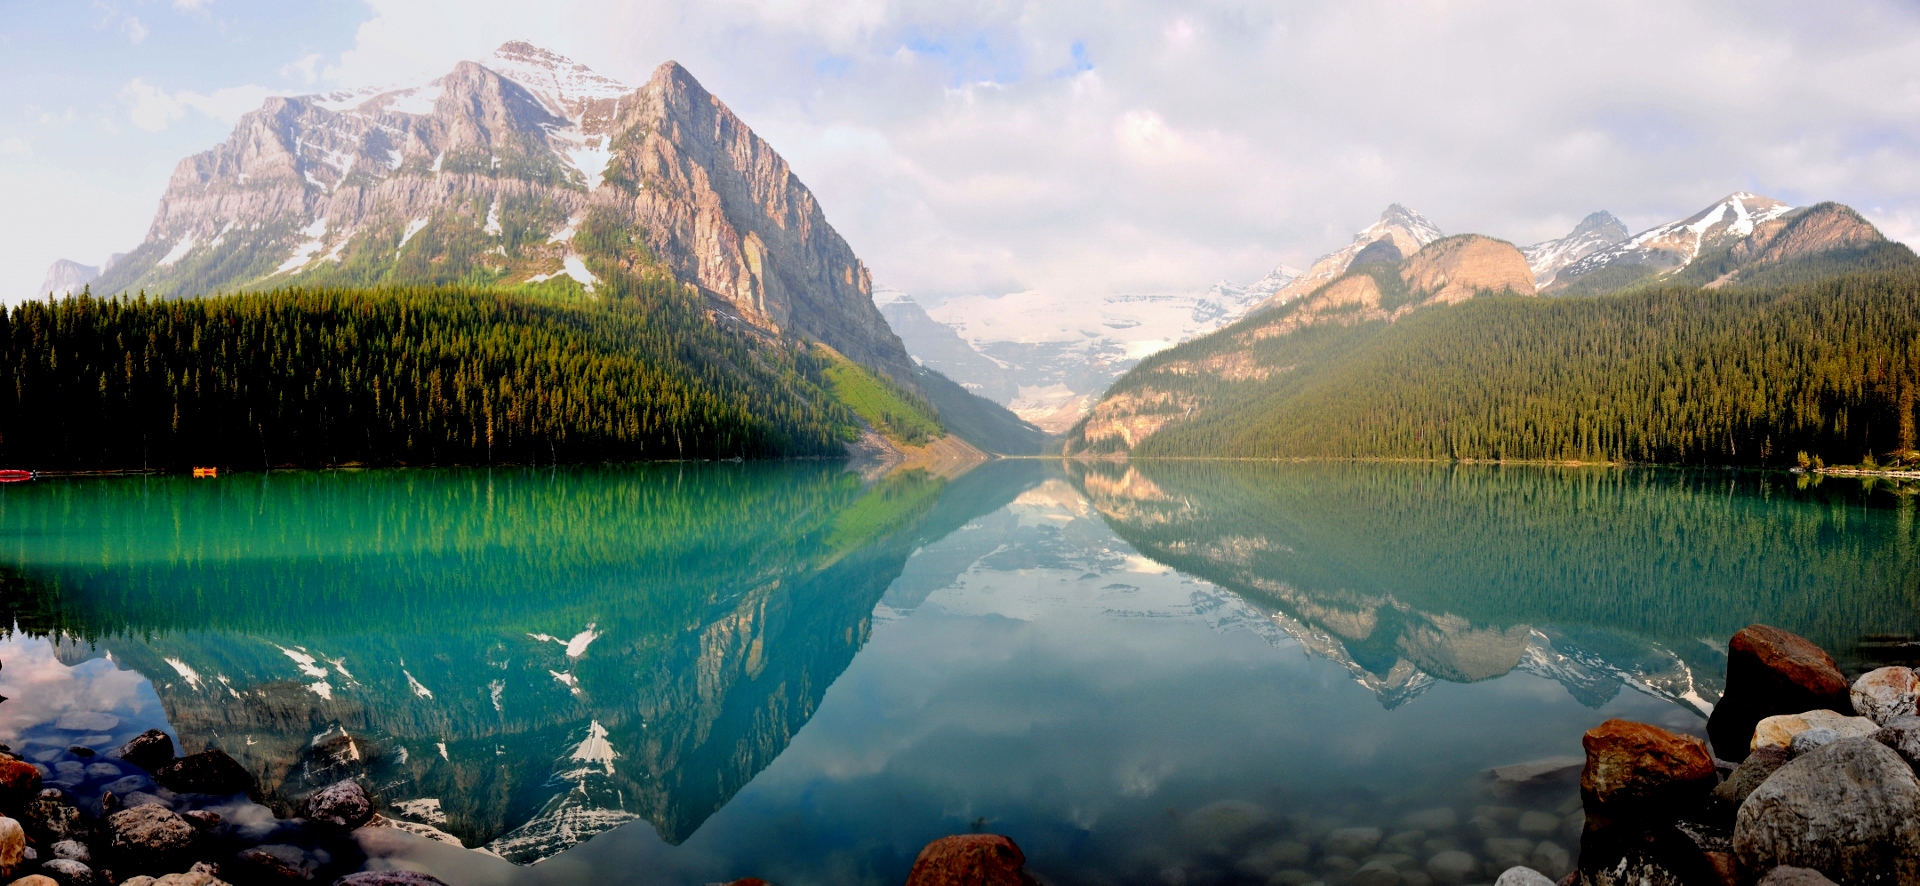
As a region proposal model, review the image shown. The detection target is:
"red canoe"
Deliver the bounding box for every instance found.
[0,470,35,482]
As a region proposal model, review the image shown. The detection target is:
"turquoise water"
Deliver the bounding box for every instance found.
[0,461,1916,885]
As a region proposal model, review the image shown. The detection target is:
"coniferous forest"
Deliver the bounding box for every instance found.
[1122,266,1920,466]
[0,281,867,471]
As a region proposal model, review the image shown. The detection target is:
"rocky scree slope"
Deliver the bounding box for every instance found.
[81,42,916,388]
[1067,234,1533,453]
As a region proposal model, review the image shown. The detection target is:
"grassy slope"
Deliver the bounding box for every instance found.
[914,367,1051,455]
[814,345,945,445]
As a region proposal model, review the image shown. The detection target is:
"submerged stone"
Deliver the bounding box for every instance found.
[904,834,1040,886]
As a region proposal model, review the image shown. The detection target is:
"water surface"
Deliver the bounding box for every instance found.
[1,461,1915,885]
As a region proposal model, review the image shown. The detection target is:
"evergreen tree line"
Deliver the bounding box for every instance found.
[1130,266,1920,466]
[0,282,863,471]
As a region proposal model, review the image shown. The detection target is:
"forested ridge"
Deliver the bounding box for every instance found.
[1114,265,1920,466]
[0,279,871,470]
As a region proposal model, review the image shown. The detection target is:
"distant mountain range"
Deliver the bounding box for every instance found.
[875,277,1292,433]
[1066,192,1920,464]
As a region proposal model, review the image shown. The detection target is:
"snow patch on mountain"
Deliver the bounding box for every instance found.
[383,84,443,117]
[1555,192,1796,287]
[485,41,630,118]
[157,234,197,268]
[1260,204,1445,307]
[559,138,612,190]
[277,218,330,274]
[1522,211,1629,287]
[397,217,429,254]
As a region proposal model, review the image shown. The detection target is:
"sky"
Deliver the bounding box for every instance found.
[3,0,1920,304]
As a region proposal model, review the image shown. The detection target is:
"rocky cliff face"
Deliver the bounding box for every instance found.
[1399,235,1535,305]
[1230,234,1532,343]
[86,42,914,384]
[1259,204,1445,308]
[1715,202,1889,277]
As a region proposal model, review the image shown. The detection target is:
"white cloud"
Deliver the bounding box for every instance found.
[23,0,1920,308]
[281,53,323,84]
[121,16,148,45]
[119,78,273,132]
[120,79,184,132]
[0,138,29,157]
[174,0,213,11]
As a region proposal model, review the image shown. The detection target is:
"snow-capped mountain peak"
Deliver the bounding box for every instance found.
[1522,211,1629,288]
[1550,192,1797,292]
[1369,203,1445,249]
[1260,204,1445,307]
[484,41,631,122]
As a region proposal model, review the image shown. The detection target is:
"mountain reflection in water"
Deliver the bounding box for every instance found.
[0,461,1042,861]
[0,461,1916,884]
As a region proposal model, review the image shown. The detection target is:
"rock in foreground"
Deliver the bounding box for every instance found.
[1580,719,1716,819]
[1750,709,1876,753]
[1707,625,1852,761]
[1734,737,1920,884]
[904,834,1040,886]
[1852,667,1920,725]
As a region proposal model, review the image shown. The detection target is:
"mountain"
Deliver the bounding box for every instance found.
[34,258,115,300]
[1548,192,1793,295]
[873,289,1020,404]
[82,42,915,387]
[1258,204,1445,308]
[911,367,1050,455]
[1069,233,1533,452]
[880,278,1286,433]
[1064,199,1920,465]
[1521,211,1629,288]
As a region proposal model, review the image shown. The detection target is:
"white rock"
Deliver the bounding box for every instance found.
[1751,709,1878,752]
[1495,866,1556,886]
[0,815,23,875]
[1851,666,1920,725]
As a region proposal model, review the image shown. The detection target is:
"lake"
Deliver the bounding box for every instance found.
[0,460,1916,886]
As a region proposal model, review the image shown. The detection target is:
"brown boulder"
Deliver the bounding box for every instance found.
[904,835,1040,886]
[1581,719,1716,819]
[0,759,42,807]
[1706,625,1852,761]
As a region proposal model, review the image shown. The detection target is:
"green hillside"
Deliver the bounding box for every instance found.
[1079,260,1920,467]
[0,279,866,471]
[814,344,944,445]
[914,367,1051,455]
